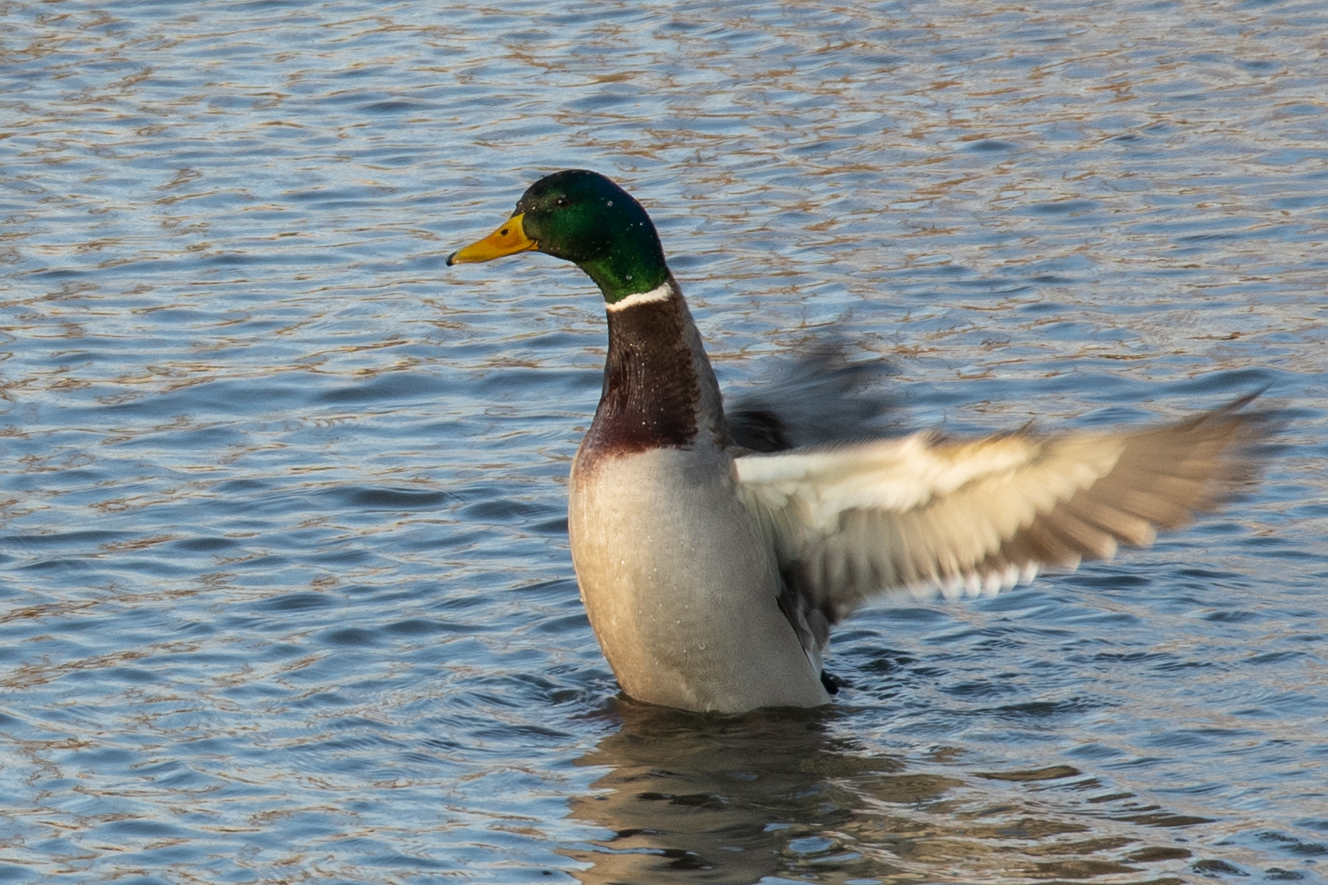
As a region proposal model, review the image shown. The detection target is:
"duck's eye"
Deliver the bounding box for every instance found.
[555,195,570,208]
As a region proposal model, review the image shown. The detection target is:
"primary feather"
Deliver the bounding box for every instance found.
[737,394,1259,661]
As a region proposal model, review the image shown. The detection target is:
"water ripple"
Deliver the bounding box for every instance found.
[2,0,1326,882]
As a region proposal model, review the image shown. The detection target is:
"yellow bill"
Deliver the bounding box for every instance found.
[446,212,537,265]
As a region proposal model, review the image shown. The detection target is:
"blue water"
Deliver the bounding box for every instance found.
[2,0,1327,882]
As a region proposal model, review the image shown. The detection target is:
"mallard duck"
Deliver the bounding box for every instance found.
[448,169,1262,714]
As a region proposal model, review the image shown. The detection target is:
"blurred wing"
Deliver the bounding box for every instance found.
[726,340,897,452]
[736,397,1262,635]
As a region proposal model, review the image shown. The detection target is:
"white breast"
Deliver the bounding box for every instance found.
[568,443,829,712]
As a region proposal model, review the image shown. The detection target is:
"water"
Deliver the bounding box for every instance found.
[2,0,1326,882]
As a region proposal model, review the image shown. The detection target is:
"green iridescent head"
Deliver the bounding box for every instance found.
[447,170,670,303]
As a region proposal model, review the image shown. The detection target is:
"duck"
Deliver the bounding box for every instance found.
[447,169,1262,714]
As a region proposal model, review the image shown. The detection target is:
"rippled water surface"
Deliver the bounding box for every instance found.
[3,0,1327,882]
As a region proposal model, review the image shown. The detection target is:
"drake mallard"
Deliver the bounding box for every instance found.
[448,169,1261,714]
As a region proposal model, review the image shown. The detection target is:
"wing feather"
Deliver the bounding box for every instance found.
[737,395,1265,646]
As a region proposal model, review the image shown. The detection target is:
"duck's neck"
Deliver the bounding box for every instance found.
[582,277,728,457]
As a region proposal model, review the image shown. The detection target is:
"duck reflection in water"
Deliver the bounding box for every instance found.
[561,698,916,884]
[561,696,1215,884]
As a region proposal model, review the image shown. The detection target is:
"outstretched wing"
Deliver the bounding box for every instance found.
[736,396,1264,648]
